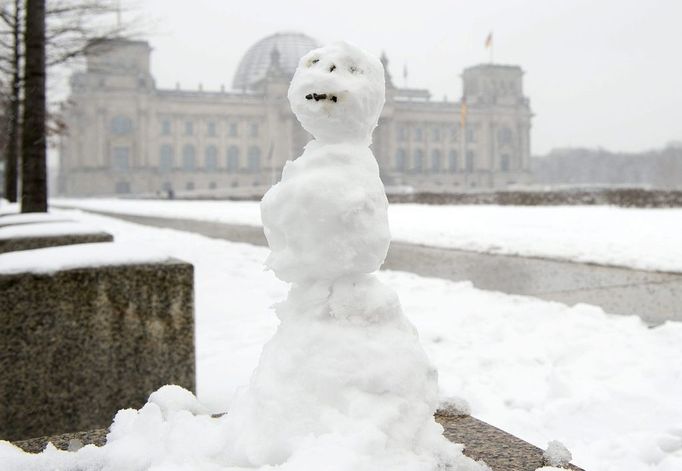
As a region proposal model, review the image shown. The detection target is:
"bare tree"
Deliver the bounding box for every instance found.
[21,0,46,212]
[0,0,21,202]
[0,0,141,210]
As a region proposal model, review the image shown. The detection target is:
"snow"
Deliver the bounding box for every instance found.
[52,199,682,273]
[220,42,478,470]
[1,209,681,470]
[543,440,572,468]
[0,241,173,275]
[0,221,105,239]
[0,212,71,226]
[261,141,389,283]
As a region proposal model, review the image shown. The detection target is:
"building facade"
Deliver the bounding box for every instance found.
[58,33,532,196]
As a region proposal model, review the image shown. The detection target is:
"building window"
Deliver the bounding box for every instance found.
[182,144,196,170]
[498,127,513,145]
[466,150,475,172]
[205,145,218,171]
[431,149,442,173]
[397,126,407,142]
[161,119,171,135]
[413,149,424,173]
[250,123,259,138]
[448,150,458,173]
[501,153,511,172]
[115,181,130,194]
[395,148,407,171]
[248,146,261,173]
[229,123,238,137]
[414,127,423,142]
[112,147,130,172]
[111,116,133,135]
[159,145,174,173]
[466,125,476,142]
[185,121,194,136]
[227,146,240,172]
[186,182,195,191]
[449,127,458,142]
[208,121,216,137]
[432,127,441,141]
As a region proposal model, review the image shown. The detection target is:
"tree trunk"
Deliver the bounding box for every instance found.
[20,0,47,213]
[2,0,20,203]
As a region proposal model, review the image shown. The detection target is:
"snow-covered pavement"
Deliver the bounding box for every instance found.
[24,207,680,471]
[53,198,682,273]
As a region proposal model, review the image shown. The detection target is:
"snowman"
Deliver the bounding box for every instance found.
[223,42,486,471]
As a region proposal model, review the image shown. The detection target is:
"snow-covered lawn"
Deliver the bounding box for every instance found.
[14,208,677,471]
[53,198,682,273]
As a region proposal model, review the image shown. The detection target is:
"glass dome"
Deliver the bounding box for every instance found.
[232,32,319,90]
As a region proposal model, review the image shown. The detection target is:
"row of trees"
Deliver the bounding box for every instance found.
[0,0,136,212]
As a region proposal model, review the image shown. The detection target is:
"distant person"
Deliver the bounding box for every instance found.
[167,189,175,200]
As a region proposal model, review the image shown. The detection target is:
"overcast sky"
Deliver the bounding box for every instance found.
[120,0,681,154]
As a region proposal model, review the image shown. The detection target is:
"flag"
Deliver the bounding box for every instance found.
[460,98,468,129]
[485,32,493,48]
[403,64,408,80]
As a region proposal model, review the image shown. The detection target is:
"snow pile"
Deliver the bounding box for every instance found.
[222,41,485,470]
[542,440,572,468]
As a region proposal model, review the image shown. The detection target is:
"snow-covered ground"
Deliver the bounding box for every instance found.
[52,198,682,273]
[5,208,676,471]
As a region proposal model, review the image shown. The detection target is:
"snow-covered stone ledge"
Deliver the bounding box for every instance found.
[0,219,113,254]
[0,243,195,441]
[9,411,586,471]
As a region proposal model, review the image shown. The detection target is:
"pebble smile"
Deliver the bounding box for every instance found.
[305,93,338,102]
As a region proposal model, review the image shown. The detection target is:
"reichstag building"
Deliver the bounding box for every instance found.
[58,32,533,196]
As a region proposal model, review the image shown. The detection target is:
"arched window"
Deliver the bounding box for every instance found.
[431,149,442,173]
[205,145,218,171]
[247,146,261,173]
[500,154,511,172]
[227,146,240,173]
[448,150,458,173]
[182,144,196,171]
[395,148,407,171]
[111,116,133,135]
[413,149,424,173]
[159,145,174,173]
[498,127,513,145]
[414,127,423,142]
[466,150,475,172]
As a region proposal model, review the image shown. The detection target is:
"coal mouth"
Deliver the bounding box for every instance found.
[305,93,338,103]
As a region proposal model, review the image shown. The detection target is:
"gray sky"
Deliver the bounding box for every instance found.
[129,0,681,154]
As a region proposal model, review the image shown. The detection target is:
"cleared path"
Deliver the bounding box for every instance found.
[66,208,682,325]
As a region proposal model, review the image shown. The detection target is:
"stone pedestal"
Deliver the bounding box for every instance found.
[0,260,195,441]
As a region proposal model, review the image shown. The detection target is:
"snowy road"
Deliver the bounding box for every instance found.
[55,207,682,324]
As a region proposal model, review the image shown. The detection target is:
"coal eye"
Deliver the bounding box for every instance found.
[311,59,319,64]
[329,64,336,72]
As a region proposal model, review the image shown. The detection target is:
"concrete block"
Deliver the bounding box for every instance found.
[0,259,195,441]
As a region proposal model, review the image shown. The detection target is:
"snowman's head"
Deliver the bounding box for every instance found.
[288,42,385,145]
